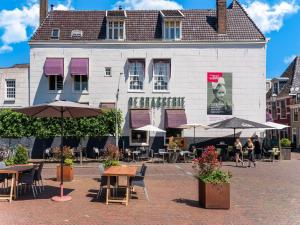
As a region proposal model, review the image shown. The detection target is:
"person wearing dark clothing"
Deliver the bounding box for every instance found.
[254,137,261,160]
[246,138,256,168]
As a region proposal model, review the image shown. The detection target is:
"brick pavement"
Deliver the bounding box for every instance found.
[1,154,300,225]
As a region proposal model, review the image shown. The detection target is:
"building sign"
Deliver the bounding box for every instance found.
[129,97,185,109]
[207,72,232,115]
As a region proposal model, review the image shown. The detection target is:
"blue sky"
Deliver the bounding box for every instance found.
[0,0,299,78]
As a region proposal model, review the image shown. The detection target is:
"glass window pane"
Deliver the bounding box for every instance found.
[120,28,124,39]
[114,28,118,39]
[109,28,113,39]
[56,76,63,90]
[74,75,81,91]
[176,27,180,39]
[170,28,175,39]
[49,76,56,90]
[81,76,88,91]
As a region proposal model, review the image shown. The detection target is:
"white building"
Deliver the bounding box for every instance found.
[0,64,30,108]
[29,0,267,149]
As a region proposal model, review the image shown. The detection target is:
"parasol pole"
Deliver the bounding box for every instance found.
[60,107,64,195]
[193,126,196,145]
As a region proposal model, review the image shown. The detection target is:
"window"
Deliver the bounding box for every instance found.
[105,67,112,77]
[73,75,88,91]
[164,21,181,40]
[128,61,144,91]
[153,61,170,91]
[297,93,300,104]
[51,28,60,39]
[294,108,299,122]
[71,30,83,38]
[130,130,149,146]
[272,102,277,120]
[280,100,286,118]
[273,83,278,94]
[49,76,63,91]
[107,21,124,40]
[5,79,16,100]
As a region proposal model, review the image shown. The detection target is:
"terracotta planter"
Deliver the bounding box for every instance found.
[56,165,74,182]
[198,180,230,209]
[281,147,291,160]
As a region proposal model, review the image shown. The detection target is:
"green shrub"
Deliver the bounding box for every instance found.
[280,138,291,147]
[103,159,120,168]
[64,158,73,166]
[198,169,232,184]
[4,157,14,166]
[13,145,29,165]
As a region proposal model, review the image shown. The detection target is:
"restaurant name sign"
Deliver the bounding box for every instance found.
[129,97,185,109]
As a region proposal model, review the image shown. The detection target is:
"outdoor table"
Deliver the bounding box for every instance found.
[103,165,137,206]
[0,164,34,202]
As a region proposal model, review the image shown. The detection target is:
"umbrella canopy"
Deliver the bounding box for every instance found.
[135,125,166,133]
[264,122,289,130]
[14,100,102,202]
[15,100,101,118]
[209,117,272,129]
[178,123,210,129]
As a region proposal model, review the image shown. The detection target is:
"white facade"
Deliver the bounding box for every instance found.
[30,42,266,140]
[0,64,29,108]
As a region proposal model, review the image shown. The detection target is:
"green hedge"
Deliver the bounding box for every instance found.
[0,109,123,138]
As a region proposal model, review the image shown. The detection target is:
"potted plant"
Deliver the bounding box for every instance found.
[103,144,121,168]
[193,146,231,209]
[280,138,291,160]
[4,145,29,166]
[56,146,74,182]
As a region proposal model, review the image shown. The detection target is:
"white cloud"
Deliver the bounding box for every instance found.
[243,1,299,33]
[0,45,13,54]
[284,54,297,64]
[114,0,183,10]
[0,0,72,54]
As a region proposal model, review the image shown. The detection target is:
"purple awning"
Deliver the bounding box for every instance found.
[44,58,64,76]
[165,109,187,128]
[130,109,150,129]
[70,58,89,76]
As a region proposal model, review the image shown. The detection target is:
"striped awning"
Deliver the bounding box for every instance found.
[130,109,150,129]
[165,109,187,128]
[70,58,89,76]
[44,58,64,76]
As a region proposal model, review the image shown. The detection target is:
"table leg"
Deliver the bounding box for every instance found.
[14,173,18,200]
[126,176,130,206]
[106,176,110,205]
[9,175,15,203]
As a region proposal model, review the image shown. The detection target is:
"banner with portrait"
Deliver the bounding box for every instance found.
[207,72,232,115]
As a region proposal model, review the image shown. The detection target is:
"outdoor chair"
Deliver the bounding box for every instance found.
[43,148,51,160]
[96,164,116,199]
[130,165,148,200]
[158,149,169,163]
[18,166,38,198]
[34,162,44,192]
[93,147,100,159]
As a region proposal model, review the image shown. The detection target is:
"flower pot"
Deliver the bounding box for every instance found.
[56,165,74,182]
[198,180,230,209]
[280,147,291,160]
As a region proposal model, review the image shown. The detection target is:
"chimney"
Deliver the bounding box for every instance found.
[217,0,227,34]
[40,0,48,25]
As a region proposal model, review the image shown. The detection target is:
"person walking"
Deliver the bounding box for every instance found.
[254,135,261,160]
[246,138,256,167]
[234,138,243,167]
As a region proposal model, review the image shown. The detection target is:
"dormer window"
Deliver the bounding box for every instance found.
[160,10,184,41]
[51,28,60,39]
[106,10,127,41]
[71,30,83,38]
[108,21,124,40]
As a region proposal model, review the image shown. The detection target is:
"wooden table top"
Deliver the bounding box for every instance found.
[103,165,137,177]
[0,165,35,174]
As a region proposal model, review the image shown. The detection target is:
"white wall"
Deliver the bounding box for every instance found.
[30,43,266,138]
[0,66,29,108]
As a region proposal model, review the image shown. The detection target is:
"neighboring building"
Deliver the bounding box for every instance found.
[266,79,271,93]
[266,56,300,146]
[0,64,30,108]
[29,0,267,149]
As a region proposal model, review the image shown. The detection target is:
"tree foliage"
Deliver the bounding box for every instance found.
[0,109,123,138]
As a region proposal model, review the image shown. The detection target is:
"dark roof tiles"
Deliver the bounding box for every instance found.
[31,1,265,42]
[161,10,184,18]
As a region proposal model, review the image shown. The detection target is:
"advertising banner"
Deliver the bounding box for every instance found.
[207,72,232,115]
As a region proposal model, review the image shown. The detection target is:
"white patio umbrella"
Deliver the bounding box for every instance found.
[178,123,210,145]
[264,122,289,130]
[14,100,102,202]
[135,125,166,133]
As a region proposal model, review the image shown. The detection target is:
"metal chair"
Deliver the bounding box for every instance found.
[131,165,148,200]
[18,166,38,198]
[34,162,44,192]
[158,149,168,163]
[93,147,100,159]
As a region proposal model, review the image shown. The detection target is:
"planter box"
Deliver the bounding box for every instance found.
[56,165,74,182]
[198,180,230,209]
[281,147,291,160]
